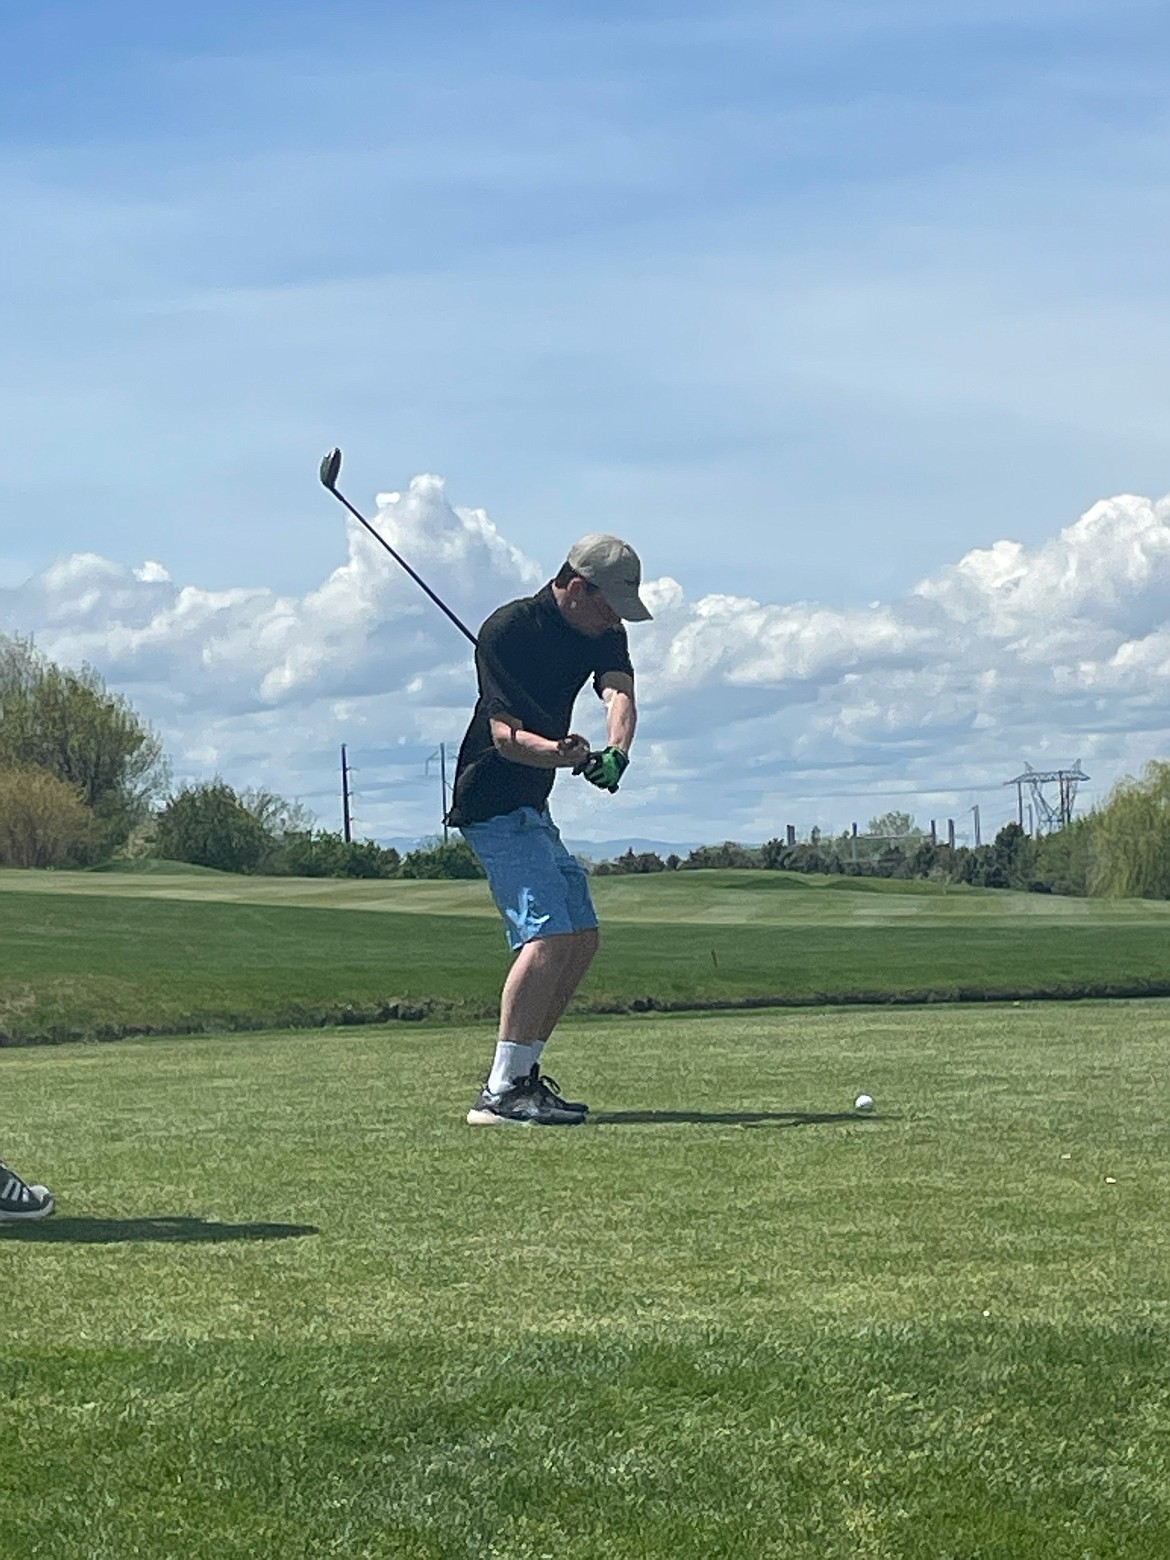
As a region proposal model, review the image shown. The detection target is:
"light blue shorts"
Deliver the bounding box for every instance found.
[461,806,599,951]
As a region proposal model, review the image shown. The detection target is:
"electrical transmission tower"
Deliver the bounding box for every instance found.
[1004,761,1088,834]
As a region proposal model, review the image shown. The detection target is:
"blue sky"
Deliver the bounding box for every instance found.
[4,0,1168,601]
[3,1,1170,842]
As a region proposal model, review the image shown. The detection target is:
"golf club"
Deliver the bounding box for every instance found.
[319,448,478,646]
[318,447,603,774]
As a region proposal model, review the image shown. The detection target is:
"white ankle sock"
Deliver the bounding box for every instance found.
[488,1041,536,1095]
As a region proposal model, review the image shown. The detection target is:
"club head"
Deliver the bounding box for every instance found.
[319,448,343,490]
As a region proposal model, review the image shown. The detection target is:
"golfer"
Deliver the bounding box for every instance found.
[448,534,652,1125]
[0,1158,55,1222]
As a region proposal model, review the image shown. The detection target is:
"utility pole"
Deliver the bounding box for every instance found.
[426,744,451,843]
[340,744,352,843]
[440,743,448,843]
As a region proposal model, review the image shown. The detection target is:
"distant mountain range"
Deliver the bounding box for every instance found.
[564,838,714,862]
[382,834,711,862]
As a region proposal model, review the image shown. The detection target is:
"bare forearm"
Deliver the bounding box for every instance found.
[491,720,587,769]
[495,731,568,769]
[605,690,637,752]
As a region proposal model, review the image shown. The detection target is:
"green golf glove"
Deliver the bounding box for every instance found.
[580,745,629,793]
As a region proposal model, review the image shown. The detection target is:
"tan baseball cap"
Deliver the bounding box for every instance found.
[566,533,653,621]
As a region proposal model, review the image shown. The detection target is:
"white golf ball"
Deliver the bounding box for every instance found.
[853,1093,875,1112]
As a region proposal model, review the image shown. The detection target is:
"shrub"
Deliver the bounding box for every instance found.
[0,635,167,860]
[156,781,272,874]
[1031,815,1095,896]
[680,841,760,870]
[399,839,485,880]
[0,764,95,867]
[594,849,666,875]
[273,830,400,879]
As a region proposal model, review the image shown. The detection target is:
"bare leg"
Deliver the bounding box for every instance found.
[499,928,599,1042]
[535,927,599,1041]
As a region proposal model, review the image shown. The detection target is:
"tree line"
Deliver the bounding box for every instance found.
[591,776,1170,898]
[3,633,1169,894]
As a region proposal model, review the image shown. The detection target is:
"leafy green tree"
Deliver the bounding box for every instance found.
[957,844,996,887]
[866,810,920,839]
[759,837,787,869]
[156,781,271,873]
[1031,815,1095,896]
[953,823,1034,889]
[1090,760,1170,898]
[0,635,167,858]
[242,788,315,845]
[0,764,95,867]
[990,822,1034,889]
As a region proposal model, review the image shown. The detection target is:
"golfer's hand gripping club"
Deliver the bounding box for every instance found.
[578,745,629,793]
[557,734,592,768]
[557,734,615,781]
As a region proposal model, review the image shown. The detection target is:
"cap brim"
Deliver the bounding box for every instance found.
[600,589,652,622]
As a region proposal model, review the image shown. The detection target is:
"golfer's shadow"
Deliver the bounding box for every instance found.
[1,1215,319,1245]
[590,1109,881,1128]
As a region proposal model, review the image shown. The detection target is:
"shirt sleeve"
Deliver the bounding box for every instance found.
[591,626,635,697]
[476,605,555,731]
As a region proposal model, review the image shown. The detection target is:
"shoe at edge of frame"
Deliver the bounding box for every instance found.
[0,1165,56,1222]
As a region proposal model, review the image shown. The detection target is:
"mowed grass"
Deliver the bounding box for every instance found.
[8,862,1170,922]
[3,868,1170,1043]
[2,1004,1168,1557]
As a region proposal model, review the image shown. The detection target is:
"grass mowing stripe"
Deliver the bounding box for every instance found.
[3,889,1170,1043]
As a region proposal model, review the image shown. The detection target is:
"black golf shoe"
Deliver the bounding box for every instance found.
[466,1071,584,1126]
[0,1164,55,1222]
[524,1064,588,1116]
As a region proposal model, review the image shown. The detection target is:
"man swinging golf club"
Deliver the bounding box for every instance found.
[448,534,652,1126]
[317,456,651,1125]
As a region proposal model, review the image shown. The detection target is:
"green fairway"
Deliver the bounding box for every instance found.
[2,868,1170,1044]
[2,1005,1168,1557]
[7,862,1170,923]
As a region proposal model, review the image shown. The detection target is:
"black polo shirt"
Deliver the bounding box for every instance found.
[447,584,634,826]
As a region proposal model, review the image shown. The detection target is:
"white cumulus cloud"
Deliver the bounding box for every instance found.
[3,484,1169,846]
